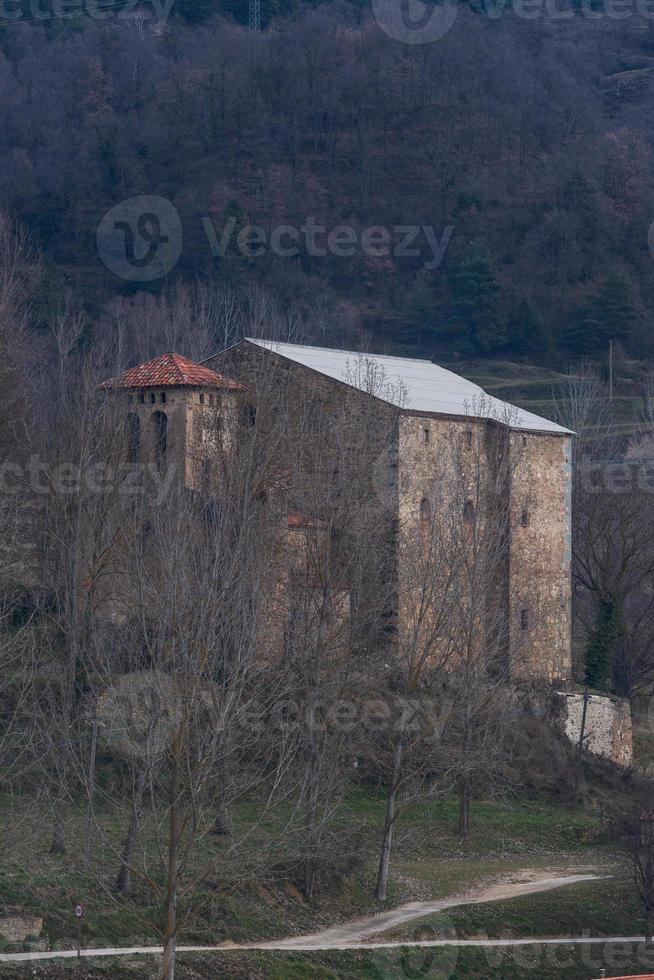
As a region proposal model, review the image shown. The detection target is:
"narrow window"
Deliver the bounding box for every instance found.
[520,608,529,631]
[150,411,168,468]
[126,413,140,464]
[244,405,257,427]
[423,427,430,445]
[463,499,475,523]
[419,497,431,540]
[209,394,214,407]
[161,392,166,404]
[150,392,156,404]
[199,393,205,405]
[466,429,473,449]
[522,435,527,447]
[139,392,145,404]
[520,508,529,527]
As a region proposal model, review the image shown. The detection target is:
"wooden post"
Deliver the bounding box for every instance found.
[609,339,613,401]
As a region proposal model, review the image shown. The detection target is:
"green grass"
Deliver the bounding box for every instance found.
[0,788,619,957]
[2,946,654,979]
[381,878,642,945]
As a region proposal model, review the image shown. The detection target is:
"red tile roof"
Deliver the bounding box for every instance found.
[99,352,246,391]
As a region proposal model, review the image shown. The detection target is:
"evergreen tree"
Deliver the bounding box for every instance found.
[584,595,623,691]
[448,243,505,354]
[393,271,438,346]
[595,273,636,347]
[562,304,602,356]
[506,300,550,357]
[564,274,636,355]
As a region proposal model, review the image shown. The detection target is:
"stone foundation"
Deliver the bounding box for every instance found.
[0,915,43,943]
[557,691,632,767]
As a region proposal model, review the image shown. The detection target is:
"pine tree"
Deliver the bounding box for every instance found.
[393,271,438,346]
[562,305,602,356]
[564,274,636,355]
[595,274,635,347]
[506,300,550,357]
[448,243,505,354]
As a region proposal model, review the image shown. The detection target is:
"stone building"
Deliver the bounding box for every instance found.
[99,339,574,685]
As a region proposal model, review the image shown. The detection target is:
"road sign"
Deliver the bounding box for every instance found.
[74,903,85,919]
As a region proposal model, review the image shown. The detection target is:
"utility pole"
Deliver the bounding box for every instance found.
[248,0,260,31]
[609,338,613,401]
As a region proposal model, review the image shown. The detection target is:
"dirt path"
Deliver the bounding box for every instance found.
[0,868,609,963]
[263,869,606,949]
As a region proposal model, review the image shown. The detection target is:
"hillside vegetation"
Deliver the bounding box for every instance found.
[1,2,654,364]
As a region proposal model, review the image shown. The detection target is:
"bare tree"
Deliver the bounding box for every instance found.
[613,790,654,944]
[555,365,654,695]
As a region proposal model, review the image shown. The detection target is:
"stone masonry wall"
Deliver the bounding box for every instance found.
[559,692,633,766]
[209,342,572,685]
[509,431,572,682]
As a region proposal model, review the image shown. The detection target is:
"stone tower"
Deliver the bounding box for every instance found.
[98,352,246,488]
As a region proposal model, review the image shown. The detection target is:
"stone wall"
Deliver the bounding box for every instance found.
[509,431,572,683]
[208,341,572,685]
[558,691,633,766]
[0,915,43,943]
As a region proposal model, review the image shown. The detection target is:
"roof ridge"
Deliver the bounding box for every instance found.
[98,351,246,391]
[245,337,454,368]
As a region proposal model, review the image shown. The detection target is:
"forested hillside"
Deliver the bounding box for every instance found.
[1,0,654,362]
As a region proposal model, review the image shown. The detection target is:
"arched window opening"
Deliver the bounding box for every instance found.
[466,429,473,449]
[161,392,166,404]
[139,392,145,404]
[419,497,432,541]
[126,413,140,464]
[520,508,529,527]
[520,608,529,631]
[244,404,257,427]
[150,392,156,404]
[150,411,168,468]
[199,393,205,405]
[463,499,475,523]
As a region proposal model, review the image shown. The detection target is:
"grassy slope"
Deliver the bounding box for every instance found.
[443,356,647,436]
[0,789,618,954]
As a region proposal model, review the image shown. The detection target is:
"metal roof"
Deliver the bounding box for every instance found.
[243,339,573,435]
